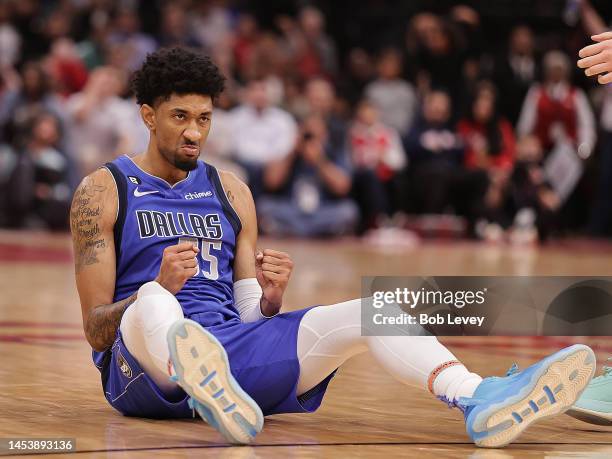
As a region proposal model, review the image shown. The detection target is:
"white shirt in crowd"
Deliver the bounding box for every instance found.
[66,94,135,174]
[230,105,297,164]
[365,79,417,136]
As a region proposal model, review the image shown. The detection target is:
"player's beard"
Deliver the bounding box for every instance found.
[159,146,199,171]
[173,155,199,171]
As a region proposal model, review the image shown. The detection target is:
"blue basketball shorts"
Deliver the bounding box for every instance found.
[93,306,336,419]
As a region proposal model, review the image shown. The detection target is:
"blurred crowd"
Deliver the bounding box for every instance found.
[2,0,612,242]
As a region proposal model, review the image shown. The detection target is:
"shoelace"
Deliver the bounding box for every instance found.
[594,357,612,381]
[506,363,519,377]
[604,358,611,375]
[437,395,467,413]
[454,363,522,409]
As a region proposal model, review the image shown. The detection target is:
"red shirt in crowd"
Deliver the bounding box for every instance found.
[457,118,516,171]
[349,122,406,180]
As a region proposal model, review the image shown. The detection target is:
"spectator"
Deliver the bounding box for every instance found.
[72,4,112,70]
[66,66,134,176]
[5,113,72,230]
[233,13,260,81]
[404,89,487,229]
[458,81,515,173]
[159,3,199,48]
[518,51,596,235]
[299,6,338,78]
[406,14,466,115]
[493,25,540,126]
[190,2,233,51]
[258,114,358,237]
[0,66,21,140]
[517,50,596,158]
[277,7,338,80]
[203,91,246,181]
[404,90,463,214]
[349,99,406,230]
[229,78,297,197]
[243,32,286,105]
[282,75,309,120]
[458,81,516,235]
[2,0,609,241]
[305,77,347,156]
[337,48,374,108]
[107,7,157,73]
[1,61,66,146]
[509,135,560,241]
[365,48,418,137]
[0,1,20,67]
[45,38,89,97]
[12,0,46,61]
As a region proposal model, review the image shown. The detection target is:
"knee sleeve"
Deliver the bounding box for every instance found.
[119,281,184,395]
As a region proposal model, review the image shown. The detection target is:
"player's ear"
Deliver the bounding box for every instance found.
[140,104,156,131]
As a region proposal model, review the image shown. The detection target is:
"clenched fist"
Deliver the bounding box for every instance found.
[255,249,293,316]
[155,242,200,294]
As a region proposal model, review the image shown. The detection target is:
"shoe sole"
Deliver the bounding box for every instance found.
[566,406,612,426]
[471,344,596,448]
[167,319,264,444]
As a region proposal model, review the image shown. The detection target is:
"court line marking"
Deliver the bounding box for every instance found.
[0,242,72,263]
[0,321,81,328]
[2,441,612,456]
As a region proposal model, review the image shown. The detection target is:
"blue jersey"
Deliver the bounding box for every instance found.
[92,156,336,418]
[104,155,241,322]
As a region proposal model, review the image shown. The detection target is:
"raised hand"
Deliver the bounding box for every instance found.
[578,32,612,84]
[155,242,200,294]
[255,249,293,314]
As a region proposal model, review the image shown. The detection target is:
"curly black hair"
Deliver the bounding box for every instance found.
[131,47,226,106]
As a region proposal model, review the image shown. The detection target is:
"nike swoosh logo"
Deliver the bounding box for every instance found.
[134,188,160,197]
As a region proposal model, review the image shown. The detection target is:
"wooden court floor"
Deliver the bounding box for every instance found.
[0,230,611,458]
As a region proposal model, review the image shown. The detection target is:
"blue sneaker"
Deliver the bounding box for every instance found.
[566,357,612,426]
[459,344,596,448]
[167,319,264,444]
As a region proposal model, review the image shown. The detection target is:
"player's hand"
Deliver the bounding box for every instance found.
[578,32,612,84]
[255,249,293,313]
[155,242,200,294]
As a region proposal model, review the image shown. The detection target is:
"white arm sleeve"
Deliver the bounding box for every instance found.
[233,278,278,322]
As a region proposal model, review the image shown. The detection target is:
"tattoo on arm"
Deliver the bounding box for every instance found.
[86,293,137,351]
[226,189,235,203]
[70,177,108,273]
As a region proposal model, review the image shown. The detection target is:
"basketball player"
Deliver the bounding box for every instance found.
[71,47,597,448]
[562,31,612,426]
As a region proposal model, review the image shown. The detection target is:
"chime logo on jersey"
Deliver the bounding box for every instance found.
[136,209,223,240]
[184,191,212,200]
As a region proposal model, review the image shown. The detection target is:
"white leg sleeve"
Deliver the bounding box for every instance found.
[119,281,184,395]
[296,299,482,403]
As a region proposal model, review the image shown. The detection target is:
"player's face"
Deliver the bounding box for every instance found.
[151,93,213,171]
